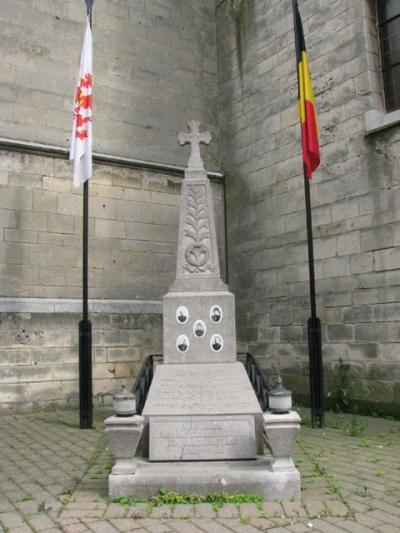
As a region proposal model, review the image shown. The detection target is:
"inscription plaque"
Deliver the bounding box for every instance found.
[149,415,256,461]
[143,363,262,416]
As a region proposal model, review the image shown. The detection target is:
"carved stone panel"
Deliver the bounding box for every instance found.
[149,415,256,461]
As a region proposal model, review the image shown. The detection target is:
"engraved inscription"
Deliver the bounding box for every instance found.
[150,415,256,461]
[143,364,262,416]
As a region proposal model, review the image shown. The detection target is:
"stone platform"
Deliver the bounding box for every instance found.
[108,455,301,501]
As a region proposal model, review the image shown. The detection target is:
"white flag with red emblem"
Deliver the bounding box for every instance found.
[70,17,93,188]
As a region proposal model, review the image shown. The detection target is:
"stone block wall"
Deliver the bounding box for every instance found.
[216,0,400,415]
[0,310,162,410]
[0,149,226,299]
[0,0,219,170]
[0,0,226,409]
[0,148,226,408]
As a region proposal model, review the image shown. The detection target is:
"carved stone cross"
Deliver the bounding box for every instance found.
[178,120,211,171]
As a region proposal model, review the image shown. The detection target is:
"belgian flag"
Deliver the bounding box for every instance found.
[293,0,320,179]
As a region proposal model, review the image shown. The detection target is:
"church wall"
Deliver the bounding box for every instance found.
[0,148,226,409]
[0,311,162,410]
[216,0,400,415]
[0,0,226,408]
[0,0,220,170]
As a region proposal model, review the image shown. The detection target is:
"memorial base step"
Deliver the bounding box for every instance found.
[108,455,301,502]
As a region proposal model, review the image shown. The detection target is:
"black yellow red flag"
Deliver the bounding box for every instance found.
[293,0,320,179]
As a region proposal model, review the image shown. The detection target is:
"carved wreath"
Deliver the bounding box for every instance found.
[183,185,213,273]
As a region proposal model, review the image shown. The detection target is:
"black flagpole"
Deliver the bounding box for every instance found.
[292,0,324,428]
[79,0,94,430]
[304,172,324,429]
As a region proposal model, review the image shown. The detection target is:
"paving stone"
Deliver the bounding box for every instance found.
[239,503,260,517]
[303,500,327,517]
[346,521,379,532]
[104,503,127,518]
[138,518,172,532]
[263,502,285,517]
[15,500,40,515]
[226,521,263,532]
[151,505,173,519]
[62,524,90,533]
[8,527,35,533]
[286,522,315,533]
[0,498,15,512]
[323,501,350,517]
[368,498,400,516]
[192,518,237,531]
[127,503,149,518]
[61,508,105,519]
[249,517,276,530]
[309,518,350,532]
[194,503,216,518]
[374,524,400,533]
[172,505,194,519]
[166,519,205,532]
[353,511,383,529]
[365,509,398,524]
[0,511,26,528]
[217,503,239,518]
[85,521,119,533]
[282,502,307,518]
[110,519,145,531]
[26,513,56,530]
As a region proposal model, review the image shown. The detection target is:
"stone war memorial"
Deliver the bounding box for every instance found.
[105,121,302,501]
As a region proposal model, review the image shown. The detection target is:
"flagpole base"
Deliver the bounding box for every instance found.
[308,316,324,428]
[79,319,93,429]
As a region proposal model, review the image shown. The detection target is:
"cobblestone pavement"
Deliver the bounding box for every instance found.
[0,407,399,532]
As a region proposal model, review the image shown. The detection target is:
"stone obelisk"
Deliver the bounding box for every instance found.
[143,121,263,462]
[163,120,236,364]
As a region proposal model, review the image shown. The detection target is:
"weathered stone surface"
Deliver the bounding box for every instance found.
[104,415,144,474]
[163,291,236,364]
[143,363,261,417]
[0,311,162,409]
[108,456,301,501]
[149,415,256,461]
[263,411,301,461]
[0,4,220,169]
[215,0,400,411]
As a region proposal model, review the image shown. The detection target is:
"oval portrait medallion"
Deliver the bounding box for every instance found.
[176,306,189,324]
[176,335,190,353]
[193,319,206,338]
[210,305,222,323]
[210,334,223,352]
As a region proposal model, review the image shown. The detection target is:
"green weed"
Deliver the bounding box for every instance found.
[114,489,263,509]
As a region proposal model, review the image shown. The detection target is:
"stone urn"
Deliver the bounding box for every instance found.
[105,386,144,475]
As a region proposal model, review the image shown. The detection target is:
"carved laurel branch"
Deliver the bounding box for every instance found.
[184,185,210,242]
[183,185,212,273]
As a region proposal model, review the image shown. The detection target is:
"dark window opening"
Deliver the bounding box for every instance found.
[377,0,400,112]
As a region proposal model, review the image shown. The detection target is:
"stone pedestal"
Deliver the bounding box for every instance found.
[105,415,144,475]
[263,410,301,499]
